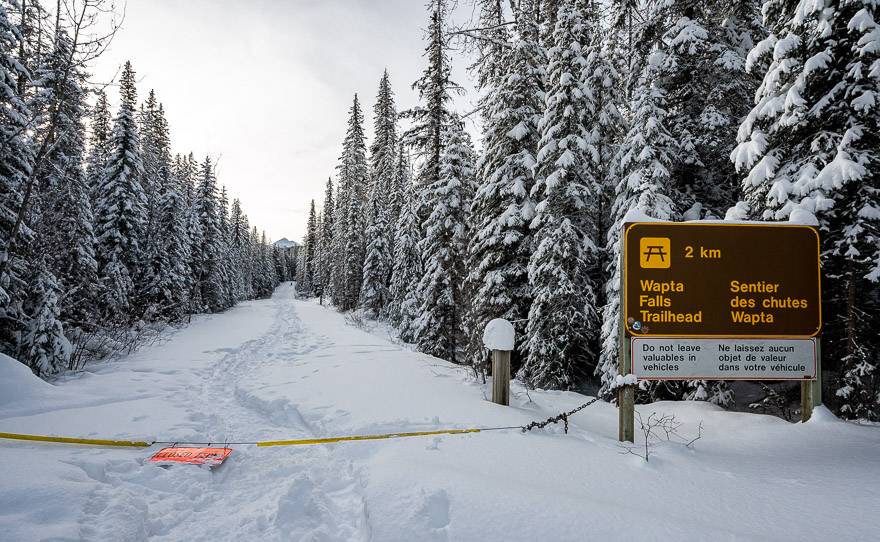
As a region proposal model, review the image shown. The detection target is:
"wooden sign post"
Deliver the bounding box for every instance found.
[620,221,823,440]
[492,350,511,406]
[483,318,514,406]
[618,334,635,442]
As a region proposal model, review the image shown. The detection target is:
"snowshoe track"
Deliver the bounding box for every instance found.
[74,286,371,541]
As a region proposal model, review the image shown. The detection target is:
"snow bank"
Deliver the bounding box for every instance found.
[0,354,55,408]
[806,405,841,424]
[482,318,515,350]
[622,209,665,223]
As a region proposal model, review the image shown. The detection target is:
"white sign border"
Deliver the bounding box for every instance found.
[631,337,818,381]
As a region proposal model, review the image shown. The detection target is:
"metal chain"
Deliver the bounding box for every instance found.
[521,397,601,434]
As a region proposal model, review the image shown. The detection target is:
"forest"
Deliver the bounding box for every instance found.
[1,0,877,422]
[291,0,878,421]
[0,1,293,375]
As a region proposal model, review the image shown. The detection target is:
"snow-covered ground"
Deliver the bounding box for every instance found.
[1,283,878,541]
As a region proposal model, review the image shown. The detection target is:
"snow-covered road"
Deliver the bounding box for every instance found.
[2,283,879,541]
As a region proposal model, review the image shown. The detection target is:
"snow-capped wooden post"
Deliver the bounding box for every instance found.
[483,318,514,406]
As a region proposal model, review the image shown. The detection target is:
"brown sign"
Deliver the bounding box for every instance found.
[623,222,821,338]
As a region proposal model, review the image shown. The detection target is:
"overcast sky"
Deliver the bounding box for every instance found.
[92,0,481,242]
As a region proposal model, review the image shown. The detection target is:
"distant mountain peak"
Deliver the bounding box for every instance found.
[274,238,299,249]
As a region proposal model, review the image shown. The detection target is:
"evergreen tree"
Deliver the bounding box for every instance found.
[303,199,318,294]
[388,150,421,340]
[175,153,203,312]
[249,226,263,296]
[414,117,475,362]
[387,141,408,241]
[404,0,456,225]
[361,179,392,317]
[52,170,99,327]
[138,90,163,264]
[317,177,334,291]
[466,1,543,374]
[732,0,880,420]
[582,15,626,304]
[520,0,600,390]
[332,95,369,310]
[260,230,278,296]
[295,234,307,286]
[0,2,35,353]
[218,185,235,309]
[650,1,763,218]
[149,166,191,320]
[85,89,111,198]
[31,30,99,329]
[229,198,252,301]
[369,70,398,202]
[138,100,189,320]
[273,244,288,284]
[360,71,398,316]
[21,261,69,376]
[93,60,146,318]
[597,42,677,398]
[194,157,227,312]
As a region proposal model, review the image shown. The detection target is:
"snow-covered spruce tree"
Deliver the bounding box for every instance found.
[313,210,323,284]
[194,157,228,312]
[138,90,162,266]
[465,1,543,375]
[316,177,334,291]
[368,69,398,203]
[29,29,100,330]
[472,0,511,100]
[519,0,600,390]
[273,243,288,284]
[413,116,476,362]
[21,261,70,376]
[229,198,252,301]
[52,169,100,327]
[388,149,421,340]
[150,166,191,320]
[218,186,236,309]
[302,199,318,294]
[732,0,879,420]
[597,45,678,399]
[360,71,398,316]
[653,1,763,218]
[336,95,369,311]
[329,180,347,306]
[582,23,625,308]
[388,141,411,239]
[540,0,560,48]
[260,230,278,296]
[360,187,392,317]
[85,89,111,199]
[138,99,190,320]
[403,0,456,227]
[174,153,203,311]
[295,233,307,286]
[249,226,263,296]
[93,60,146,319]
[0,1,35,355]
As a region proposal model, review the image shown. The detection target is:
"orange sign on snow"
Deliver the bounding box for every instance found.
[148,447,232,467]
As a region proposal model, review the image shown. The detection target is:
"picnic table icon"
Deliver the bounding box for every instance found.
[639,237,671,269]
